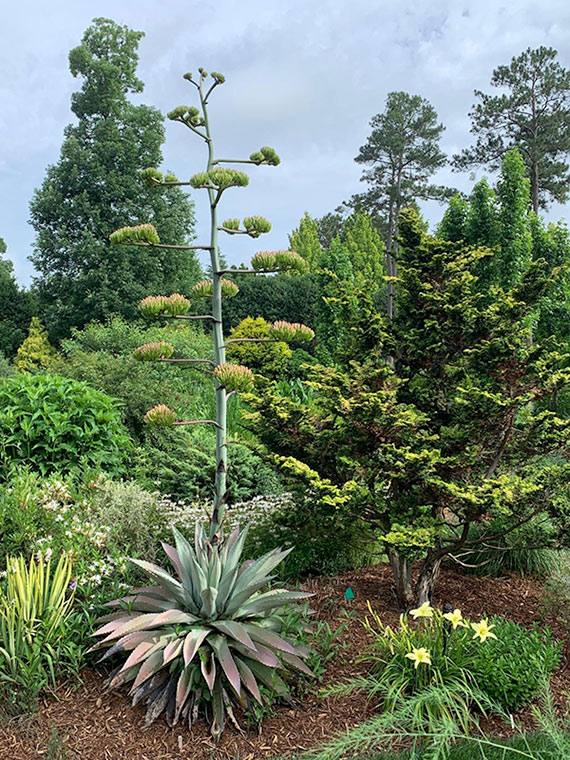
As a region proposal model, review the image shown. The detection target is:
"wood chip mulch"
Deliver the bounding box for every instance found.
[1,563,568,760]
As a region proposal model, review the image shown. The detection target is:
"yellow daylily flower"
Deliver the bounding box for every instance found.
[443,608,467,630]
[471,618,498,642]
[405,647,432,669]
[409,601,434,619]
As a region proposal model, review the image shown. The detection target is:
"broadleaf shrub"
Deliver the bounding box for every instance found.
[0,374,131,478]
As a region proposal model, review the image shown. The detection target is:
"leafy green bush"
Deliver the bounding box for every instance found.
[0,374,131,478]
[0,351,13,377]
[0,553,81,712]
[469,617,561,711]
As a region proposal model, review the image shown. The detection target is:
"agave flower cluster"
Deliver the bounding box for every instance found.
[213,363,255,392]
[249,146,280,166]
[109,223,160,246]
[133,342,175,362]
[251,250,307,273]
[190,168,249,191]
[271,321,315,344]
[145,404,177,426]
[91,525,312,738]
[138,294,191,317]
[192,278,239,299]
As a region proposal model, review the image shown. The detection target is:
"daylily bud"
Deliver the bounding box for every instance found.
[213,363,255,392]
[144,404,177,426]
[133,342,175,362]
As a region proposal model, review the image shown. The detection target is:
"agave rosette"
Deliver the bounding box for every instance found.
[91,525,313,737]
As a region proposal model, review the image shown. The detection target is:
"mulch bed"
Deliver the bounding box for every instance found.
[1,563,568,759]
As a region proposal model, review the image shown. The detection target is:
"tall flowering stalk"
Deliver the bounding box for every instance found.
[110,69,312,541]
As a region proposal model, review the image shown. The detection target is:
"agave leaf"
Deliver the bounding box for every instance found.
[241,657,289,697]
[279,650,314,676]
[183,627,211,666]
[130,585,170,599]
[103,594,176,613]
[165,679,178,728]
[174,666,193,724]
[194,522,207,556]
[92,615,138,637]
[145,681,172,726]
[242,623,298,655]
[210,620,257,650]
[200,647,217,693]
[130,559,188,606]
[232,641,281,667]
[223,688,243,732]
[95,631,156,658]
[107,664,140,690]
[232,547,292,596]
[238,590,313,617]
[119,640,157,673]
[163,638,184,665]
[208,634,241,695]
[148,609,198,628]
[207,547,222,592]
[223,576,278,616]
[211,678,225,740]
[131,670,169,707]
[220,526,241,563]
[131,649,166,691]
[161,542,185,580]
[200,586,218,619]
[98,613,166,643]
[234,656,262,704]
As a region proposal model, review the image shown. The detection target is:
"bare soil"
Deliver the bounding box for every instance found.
[1,563,567,759]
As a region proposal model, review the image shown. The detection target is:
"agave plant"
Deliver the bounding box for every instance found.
[91,524,313,738]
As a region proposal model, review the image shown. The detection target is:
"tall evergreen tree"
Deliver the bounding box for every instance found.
[29,18,200,340]
[453,46,570,213]
[0,237,36,357]
[288,211,322,270]
[348,91,450,316]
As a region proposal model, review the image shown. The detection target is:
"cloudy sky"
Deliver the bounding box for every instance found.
[1,0,569,283]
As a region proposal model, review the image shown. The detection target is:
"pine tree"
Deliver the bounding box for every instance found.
[453,46,570,212]
[29,18,200,340]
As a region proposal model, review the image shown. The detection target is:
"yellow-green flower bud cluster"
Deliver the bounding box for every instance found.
[133,341,175,362]
[138,294,191,317]
[192,279,239,299]
[243,216,272,237]
[190,168,249,191]
[271,321,315,343]
[167,105,205,128]
[144,404,177,426]
[140,167,163,185]
[222,218,241,232]
[213,363,255,392]
[249,146,280,166]
[109,224,160,246]
[250,250,307,273]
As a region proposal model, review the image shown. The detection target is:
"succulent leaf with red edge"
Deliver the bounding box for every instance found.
[91,525,313,738]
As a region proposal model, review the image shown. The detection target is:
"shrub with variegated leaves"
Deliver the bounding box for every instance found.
[91,525,312,737]
[213,363,255,392]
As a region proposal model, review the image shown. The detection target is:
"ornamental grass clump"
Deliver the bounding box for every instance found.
[91,525,312,737]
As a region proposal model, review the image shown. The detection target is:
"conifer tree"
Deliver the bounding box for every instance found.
[0,237,35,357]
[13,317,57,373]
[29,18,200,340]
[246,209,570,607]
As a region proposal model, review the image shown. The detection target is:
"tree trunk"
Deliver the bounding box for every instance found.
[415,550,443,604]
[387,547,414,608]
[531,160,539,215]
